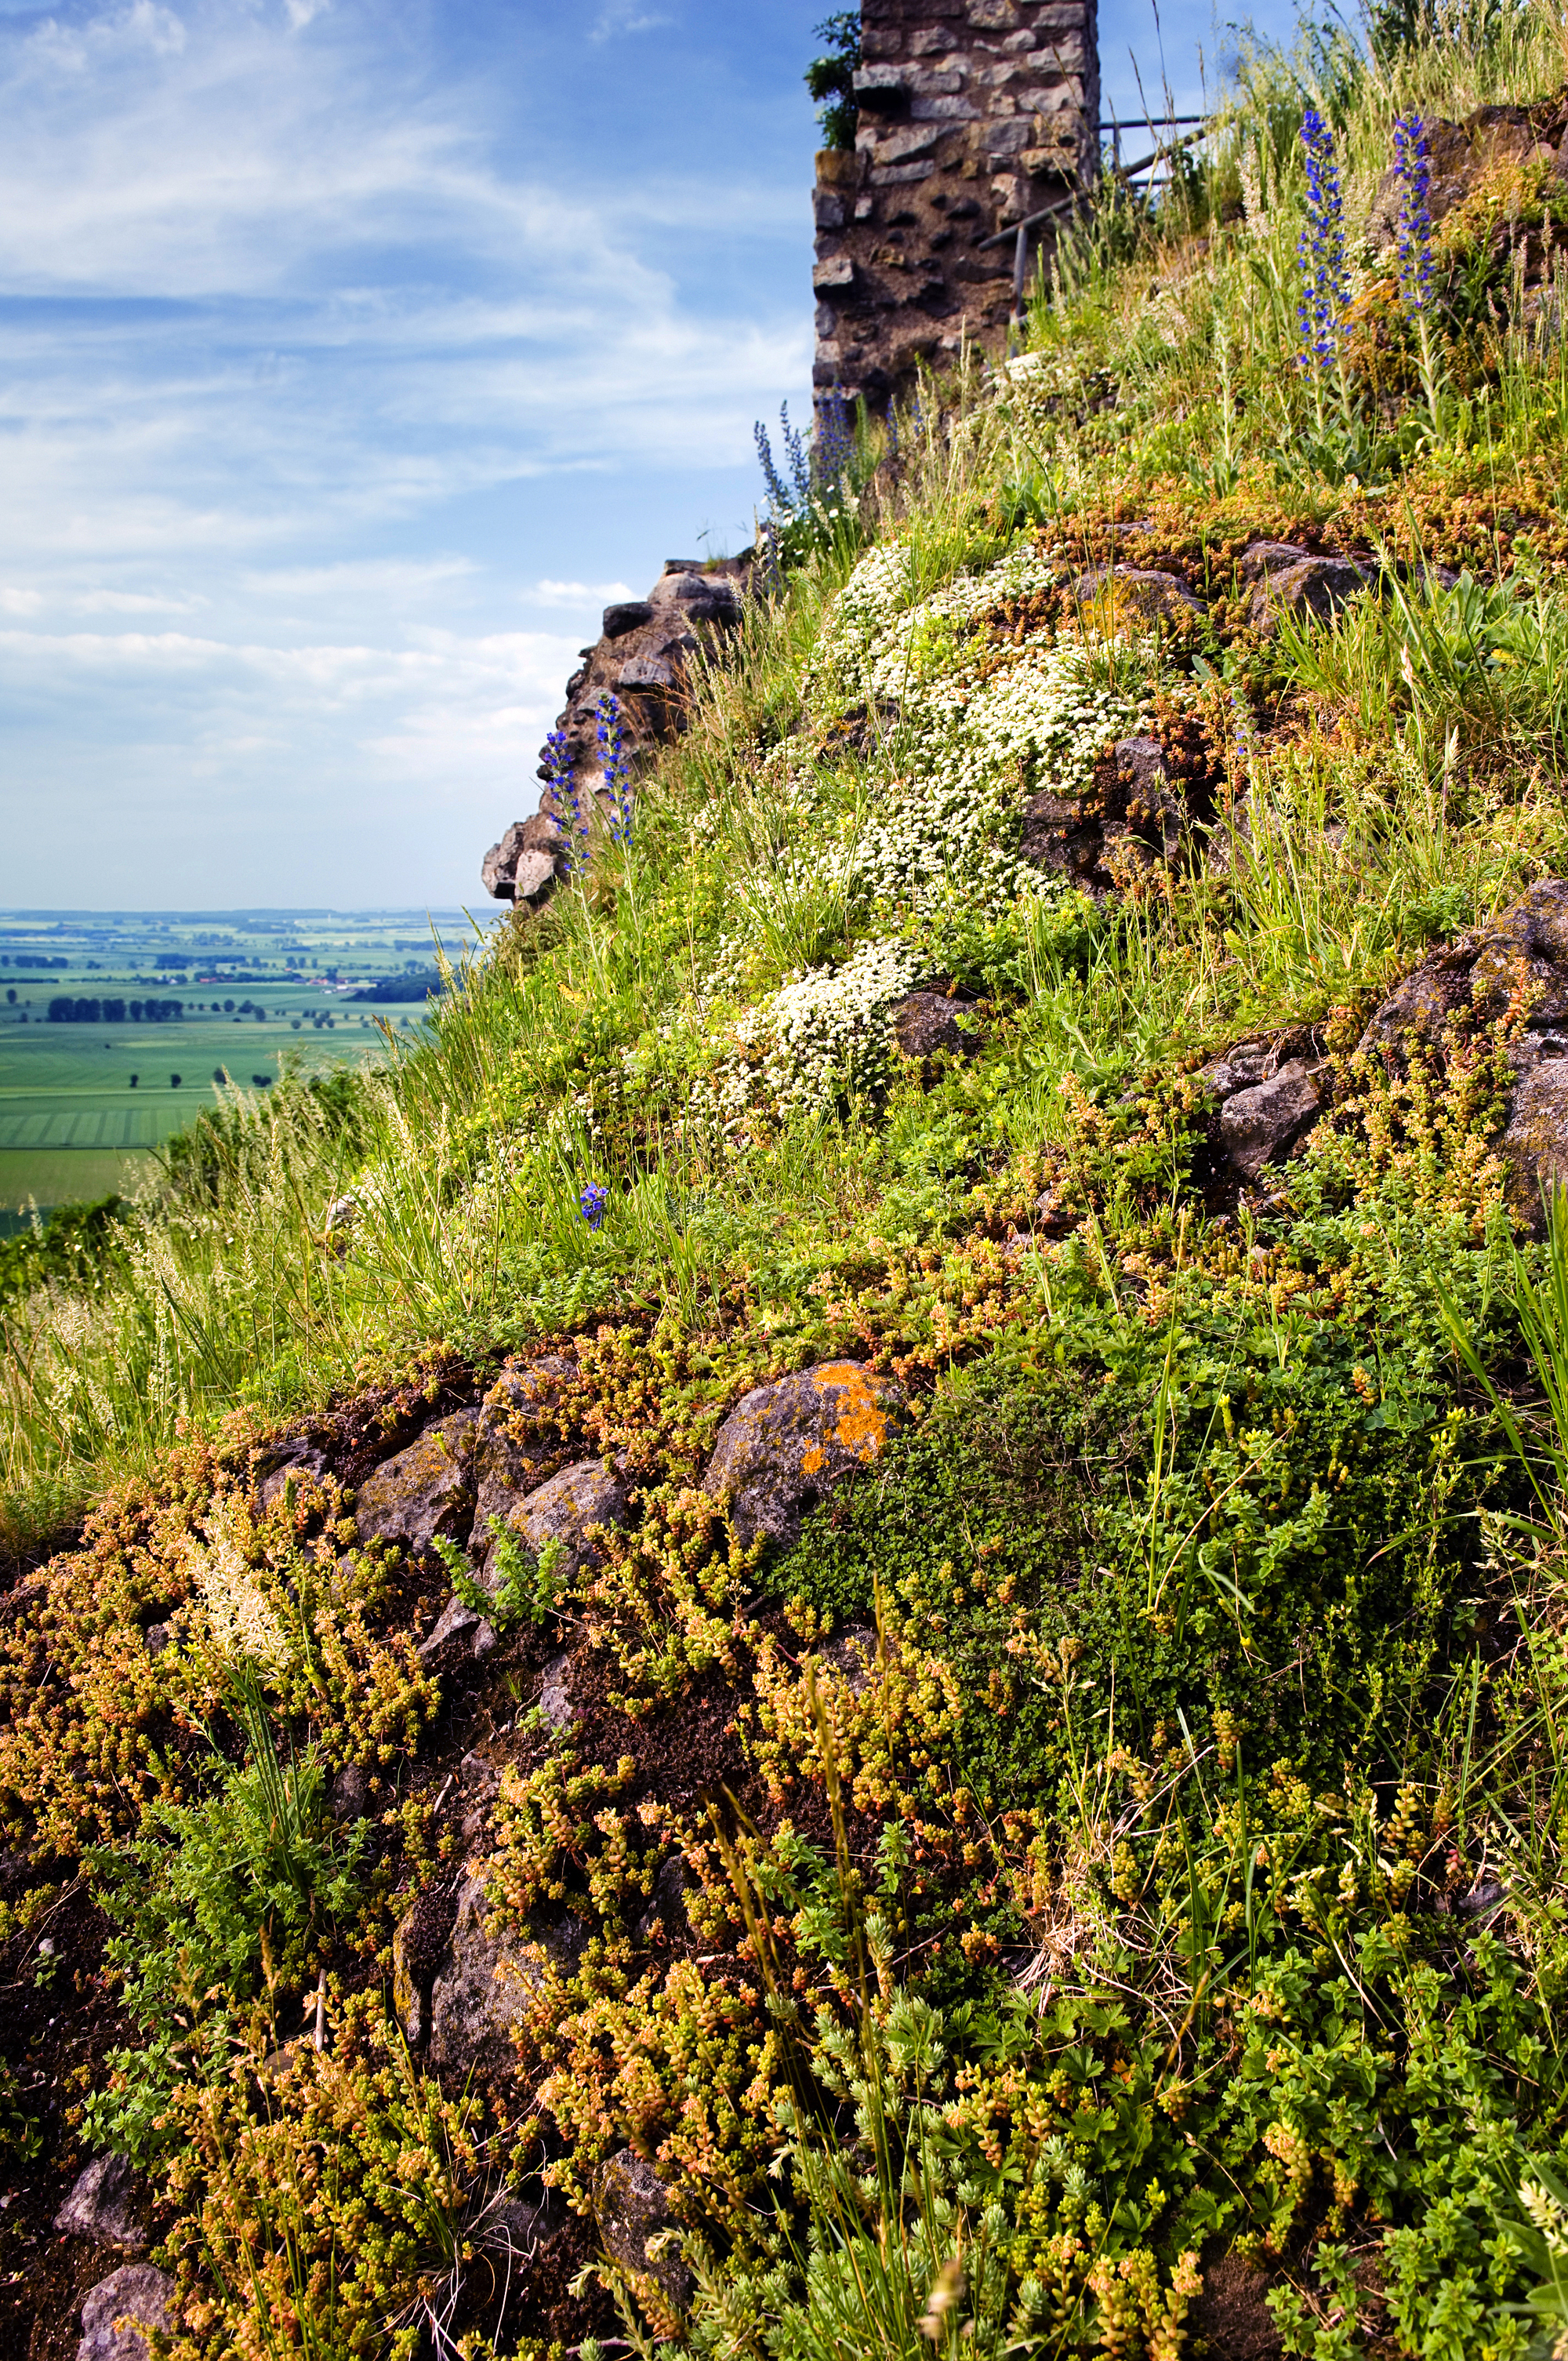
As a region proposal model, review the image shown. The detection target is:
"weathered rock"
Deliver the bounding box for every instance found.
[1217,1061,1328,1181]
[637,1856,691,1944]
[596,2148,692,2308]
[55,2156,145,2250]
[481,813,570,904]
[702,1361,904,1550]
[893,991,974,1065]
[457,1749,501,1844]
[1020,734,1186,898]
[536,1650,574,1730]
[472,1357,575,1576]
[1501,1043,1568,1233]
[616,652,680,694]
[257,1444,329,1512]
[328,1763,370,1822]
[392,1879,459,2049]
[1366,98,1568,255]
[1237,539,1311,584]
[353,1409,479,1559]
[1247,556,1371,635]
[1070,565,1205,622]
[426,1872,584,2073]
[417,1595,497,1663]
[483,556,753,905]
[504,1459,630,1587]
[1356,881,1568,1233]
[818,1624,878,1695]
[77,2265,175,2361]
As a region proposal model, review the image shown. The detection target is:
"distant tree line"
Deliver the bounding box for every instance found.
[3,953,68,969]
[48,996,186,1023]
[352,971,445,1003]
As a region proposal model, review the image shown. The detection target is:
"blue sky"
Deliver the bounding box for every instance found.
[0,0,1298,910]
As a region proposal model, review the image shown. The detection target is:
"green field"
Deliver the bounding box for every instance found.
[0,907,490,1221]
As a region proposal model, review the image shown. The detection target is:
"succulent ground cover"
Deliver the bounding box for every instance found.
[9,9,1568,2356]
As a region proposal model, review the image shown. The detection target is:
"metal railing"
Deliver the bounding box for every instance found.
[977,113,1213,312]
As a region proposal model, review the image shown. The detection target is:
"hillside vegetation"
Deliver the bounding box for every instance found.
[6,9,1568,2356]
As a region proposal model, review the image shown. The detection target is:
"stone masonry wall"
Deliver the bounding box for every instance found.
[813,0,1099,409]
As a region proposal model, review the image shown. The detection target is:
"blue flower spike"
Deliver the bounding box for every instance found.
[1296,106,1349,389]
[579,1182,609,1230]
[595,693,635,849]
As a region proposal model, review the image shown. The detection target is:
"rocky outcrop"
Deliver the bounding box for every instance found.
[1021,733,1197,898]
[54,2156,145,2250]
[702,1360,904,1549]
[1200,1034,1330,1183]
[596,2148,692,2309]
[1356,880,1568,1232]
[483,559,752,906]
[352,1410,478,1560]
[425,1872,584,2074]
[1364,95,1568,256]
[76,2265,174,2361]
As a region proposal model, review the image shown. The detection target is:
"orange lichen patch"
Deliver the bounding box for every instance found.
[800,1444,826,1476]
[815,1361,892,1463]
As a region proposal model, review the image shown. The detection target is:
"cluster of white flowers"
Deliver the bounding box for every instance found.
[187,1498,292,1673]
[713,935,925,1130]
[796,542,1148,921]
[833,642,1145,914]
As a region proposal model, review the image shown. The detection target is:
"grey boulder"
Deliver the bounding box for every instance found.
[1501,1040,1568,1234]
[353,1409,479,1559]
[417,1594,497,1664]
[77,2265,175,2361]
[702,1361,904,1550]
[1248,556,1371,634]
[597,2147,692,2307]
[497,1458,630,1591]
[1237,539,1311,583]
[1217,1060,1328,1181]
[426,1872,583,2074]
[1070,565,1204,621]
[893,991,974,1066]
[55,2154,144,2250]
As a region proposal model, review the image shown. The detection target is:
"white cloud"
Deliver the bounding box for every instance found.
[524,578,636,607]
[590,4,674,41]
[0,0,815,903]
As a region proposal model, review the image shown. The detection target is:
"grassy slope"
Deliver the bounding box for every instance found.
[6,9,1568,2356]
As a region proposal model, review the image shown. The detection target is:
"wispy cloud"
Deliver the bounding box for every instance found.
[524,579,636,607]
[0,0,817,905]
[590,4,675,42]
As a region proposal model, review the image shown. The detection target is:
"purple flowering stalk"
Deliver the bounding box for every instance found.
[579,1182,609,1230]
[1393,112,1441,419]
[1296,106,1351,430]
[595,692,635,849]
[779,401,812,509]
[813,383,855,503]
[753,418,789,516]
[542,725,590,878]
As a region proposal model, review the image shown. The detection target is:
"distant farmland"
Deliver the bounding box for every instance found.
[0,907,489,1223]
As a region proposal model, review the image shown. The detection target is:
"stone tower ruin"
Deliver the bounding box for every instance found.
[812,0,1100,410]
